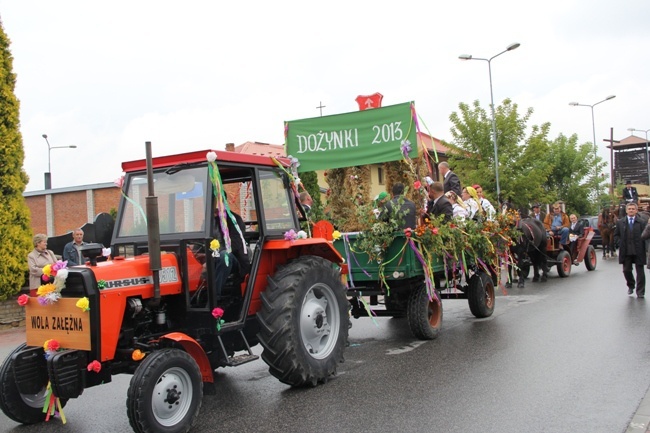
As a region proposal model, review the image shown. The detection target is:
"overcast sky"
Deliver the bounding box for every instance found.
[1,0,649,192]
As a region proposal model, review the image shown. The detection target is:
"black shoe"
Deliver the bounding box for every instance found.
[628,288,634,295]
[639,295,645,299]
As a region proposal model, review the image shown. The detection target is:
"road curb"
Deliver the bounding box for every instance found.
[627,382,650,432]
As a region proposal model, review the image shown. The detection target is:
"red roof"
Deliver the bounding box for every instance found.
[609,135,649,150]
[417,132,449,154]
[233,141,286,157]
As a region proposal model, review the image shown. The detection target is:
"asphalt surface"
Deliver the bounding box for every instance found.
[1,255,650,433]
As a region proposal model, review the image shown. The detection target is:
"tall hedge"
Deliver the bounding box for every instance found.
[0,18,32,300]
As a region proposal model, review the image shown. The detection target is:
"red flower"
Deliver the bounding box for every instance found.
[17,294,29,306]
[47,340,60,352]
[414,180,422,190]
[212,307,224,319]
[404,228,412,238]
[87,360,102,373]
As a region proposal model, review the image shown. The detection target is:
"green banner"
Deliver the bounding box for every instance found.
[285,102,418,172]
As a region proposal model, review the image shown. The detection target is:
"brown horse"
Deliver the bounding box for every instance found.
[598,206,617,259]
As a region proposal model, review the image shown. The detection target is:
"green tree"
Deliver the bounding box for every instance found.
[300,171,325,221]
[0,18,32,300]
[446,99,553,210]
[544,133,604,216]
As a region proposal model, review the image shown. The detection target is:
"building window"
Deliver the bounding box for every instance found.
[378,167,385,185]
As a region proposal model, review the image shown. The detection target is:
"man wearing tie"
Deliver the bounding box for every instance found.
[614,202,646,298]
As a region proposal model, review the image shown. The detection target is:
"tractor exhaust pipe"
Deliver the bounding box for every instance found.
[145,141,162,306]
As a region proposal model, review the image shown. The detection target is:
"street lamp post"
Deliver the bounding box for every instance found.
[568,95,616,199]
[41,134,77,189]
[628,128,650,186]
[459,42,520,203]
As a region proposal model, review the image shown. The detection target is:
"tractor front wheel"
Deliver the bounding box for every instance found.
[257,255,349,387]
[127,349,202,433]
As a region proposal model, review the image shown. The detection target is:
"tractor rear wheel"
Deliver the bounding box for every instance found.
[468,272,495,318]
[127,349,202,433]
[0,343,66,424]
[257,255,349,387]
[407,282,443,340]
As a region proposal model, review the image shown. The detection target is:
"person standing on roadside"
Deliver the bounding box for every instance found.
[615,202,646,298]
[27,233,57,296]
[438,161,461,197]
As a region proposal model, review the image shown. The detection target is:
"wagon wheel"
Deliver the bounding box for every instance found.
[468,272,495,318]
[584,245,597,271]
[407,282,443,340]
[556,250,572,277]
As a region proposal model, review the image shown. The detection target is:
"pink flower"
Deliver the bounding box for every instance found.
[404,228,412,238]
[17,294,29,306]
[87,360,102,373]
[212,307,224,319]
[414,180,422,190]
[52,260,68,272]
[114,176,124,188]
[432,228,439,235]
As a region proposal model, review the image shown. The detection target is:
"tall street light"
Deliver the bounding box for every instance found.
[568,95,616,198]
[459,42,521,203]
[628,127,650,186]
[42,134,77,190]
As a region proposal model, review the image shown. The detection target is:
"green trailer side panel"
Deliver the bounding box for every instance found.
[333,232,444,283]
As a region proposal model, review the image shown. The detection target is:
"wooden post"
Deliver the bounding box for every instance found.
[603,127,620,197]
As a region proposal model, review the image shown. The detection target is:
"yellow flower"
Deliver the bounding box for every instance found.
[43,339,52,352]
[332,230,341,240]
[76,297,90,312]
[37,283,56,296]
[210,239,220,251]
[42,264,52,277]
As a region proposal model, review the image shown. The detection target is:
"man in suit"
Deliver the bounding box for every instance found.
[425,181,453,223]
[529,203,546,221]
[438,161,461,196]
[382,182,417,229]
[299,191,313,213]
[622,180,639,203]
[614,202,646,298]
[568,214,584,261]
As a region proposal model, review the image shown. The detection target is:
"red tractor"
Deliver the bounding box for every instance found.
[0,146,349,433]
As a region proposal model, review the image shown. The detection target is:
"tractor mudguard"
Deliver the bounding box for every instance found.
[161,332,213,383]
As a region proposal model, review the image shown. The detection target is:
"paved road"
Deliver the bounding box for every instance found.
[1,256,649,433]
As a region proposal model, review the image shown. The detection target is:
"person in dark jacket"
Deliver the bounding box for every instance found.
[425,181,453,223]
[438,161,461,197]
[381,182,417,229]
[614,202,646,298]
[622,180,639,203]
[568,214,584,261]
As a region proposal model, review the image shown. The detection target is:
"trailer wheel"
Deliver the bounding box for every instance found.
[468,272,495,318]
[257,255,349,387]
[0,343,67,424]
[557,250,572,277]
[407,283,443,340]
[584,245,597,271]
[127,349,202,433]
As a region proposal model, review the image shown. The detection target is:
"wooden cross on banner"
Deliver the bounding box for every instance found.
[603,127,620,196]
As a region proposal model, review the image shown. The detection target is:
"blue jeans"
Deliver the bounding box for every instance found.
[551,227,569,245]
